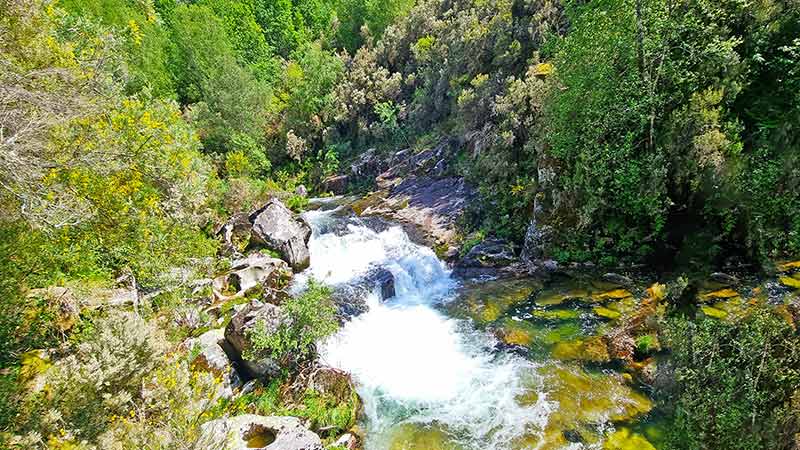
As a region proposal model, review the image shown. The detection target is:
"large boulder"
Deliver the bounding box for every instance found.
[196,415,323,450]
[249,199,312,272]
[224,300,287,379]
[457,239,517,269]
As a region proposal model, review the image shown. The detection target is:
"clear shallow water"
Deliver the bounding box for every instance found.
[299,203,658,450]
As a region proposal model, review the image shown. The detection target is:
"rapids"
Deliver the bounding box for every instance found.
[296,200,660,450]
[298,203,551,450]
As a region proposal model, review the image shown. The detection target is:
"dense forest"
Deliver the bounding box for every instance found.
[1,0,799,449]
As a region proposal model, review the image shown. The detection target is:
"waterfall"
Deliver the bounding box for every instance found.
[298,204,553,450]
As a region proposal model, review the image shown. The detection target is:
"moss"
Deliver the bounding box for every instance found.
[700,305,728,319]
[592,289,633,301]
[604,428,656,450]
[779,276,800,289]
[698,288,739,302]
[594,306,622,320]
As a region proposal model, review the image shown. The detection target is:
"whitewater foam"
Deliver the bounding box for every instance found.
[300,208,551,449]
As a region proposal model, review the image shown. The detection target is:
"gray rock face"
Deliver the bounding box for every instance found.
[224,300,286,379]
[366,267,396,301]
[196,415,323,450]
[182,329,241,398]
[321,175,349,194]
[458,239,517,269]
[350,148,388,180]
[229,253,291,296]
[250,199,312,272]
[602,272,634,287]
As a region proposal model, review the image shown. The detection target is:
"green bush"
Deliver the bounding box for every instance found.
[246,280,338,363]
[664,308,800,450]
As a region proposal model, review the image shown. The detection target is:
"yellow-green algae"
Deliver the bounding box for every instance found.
[698,288,739,302]
[592,288,634,301]
[513,364,653,450]
[388,423,462,450]
[459,279,538,324]
[604,428,656,450]
[777,260,800,272]
[700,305,728,319]
[551,337,610,363]
[594,306,622,320]
[531,308,581,321]
[780,276,800,289]
[496,317,584,349]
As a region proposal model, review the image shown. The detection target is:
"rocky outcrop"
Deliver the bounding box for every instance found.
[217,213,253,257]
[321,175,349,195]
[182,329,241,398]
[230,253,291,296]
[458,239,517,268]
[196,415,323,450]
[224,300,286,379]
[250,199,312,272]
[350,140,475,260]
[350,148,388,180]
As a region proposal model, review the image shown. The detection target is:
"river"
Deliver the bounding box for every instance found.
[296,200,660,450]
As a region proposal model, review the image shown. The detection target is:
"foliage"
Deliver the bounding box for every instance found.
[14,312,168,443]
[664,308,800,450]
[247,280,338,363]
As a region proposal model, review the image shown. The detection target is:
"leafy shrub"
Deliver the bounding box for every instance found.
[664,308,800,449]
[247,280,338,363]
[15,312,169,443]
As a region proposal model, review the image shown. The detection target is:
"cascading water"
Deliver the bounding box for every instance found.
[297,203,553,450]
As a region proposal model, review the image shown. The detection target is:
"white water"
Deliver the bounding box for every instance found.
[299,204,553,450]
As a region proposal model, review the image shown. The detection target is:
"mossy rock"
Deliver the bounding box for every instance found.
[780,276,800,289]
[592,289,633,301]
[552,336,610,363]
[698,288,739,302]
[604,428,655,450]
[594,306,622,320]
[700,305,727,319]
[350,191,386,216]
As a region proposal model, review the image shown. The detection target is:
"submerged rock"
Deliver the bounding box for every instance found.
[250,199,312,272]
[365,267,396,301]
[197,415,323,450]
